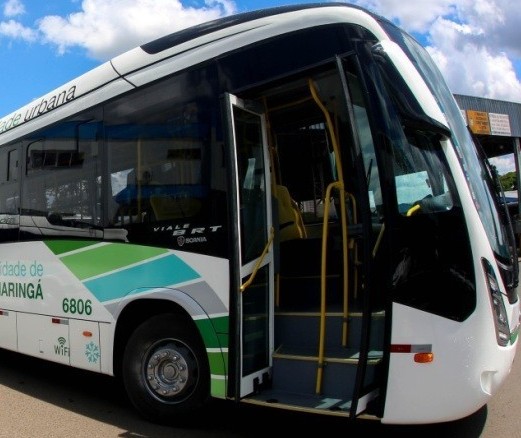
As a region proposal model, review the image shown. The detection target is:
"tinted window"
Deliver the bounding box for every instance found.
[105,65,228,257]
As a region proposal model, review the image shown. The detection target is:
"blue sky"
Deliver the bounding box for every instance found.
[1,0,521,126]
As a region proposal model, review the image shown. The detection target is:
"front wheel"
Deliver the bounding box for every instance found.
[122,313,210,423]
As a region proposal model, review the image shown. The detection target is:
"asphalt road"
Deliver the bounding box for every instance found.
[0,343,520,438]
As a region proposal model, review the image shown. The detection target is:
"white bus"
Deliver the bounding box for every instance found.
[0,2,518,425]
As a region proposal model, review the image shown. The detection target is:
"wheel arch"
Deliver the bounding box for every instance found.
[113,293,228,399]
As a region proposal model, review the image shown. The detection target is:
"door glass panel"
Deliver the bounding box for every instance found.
[234,106,268,263]
[232,104,270,380]
[241,264,269,374]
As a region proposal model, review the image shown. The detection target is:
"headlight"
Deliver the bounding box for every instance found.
[483,258,510,346]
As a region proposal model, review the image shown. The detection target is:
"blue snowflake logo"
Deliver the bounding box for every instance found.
[85,341,100,363]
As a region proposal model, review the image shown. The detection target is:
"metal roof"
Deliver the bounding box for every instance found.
[454,94,521,137]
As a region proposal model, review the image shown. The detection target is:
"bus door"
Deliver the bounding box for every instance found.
[336,54,388,417]
[225,93,274,397]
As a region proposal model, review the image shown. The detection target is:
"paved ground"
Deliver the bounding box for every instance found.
[0,344,520,437]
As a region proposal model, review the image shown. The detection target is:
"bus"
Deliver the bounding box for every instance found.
[0,2,518,425]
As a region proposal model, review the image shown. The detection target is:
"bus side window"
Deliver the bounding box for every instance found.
[21,120,102,231]
[105,73,216,238]
[0,147,19,215]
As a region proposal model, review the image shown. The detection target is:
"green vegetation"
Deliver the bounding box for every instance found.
[499,171,517,191]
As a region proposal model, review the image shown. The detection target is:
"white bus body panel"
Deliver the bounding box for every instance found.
[99,322,113,374]
[383,136,519,424]
[383,300,517,424]
[69,319,101,372]
[0,309,17,351]
[17,313,70,365]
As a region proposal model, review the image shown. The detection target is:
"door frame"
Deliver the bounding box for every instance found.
[224,92,274,398]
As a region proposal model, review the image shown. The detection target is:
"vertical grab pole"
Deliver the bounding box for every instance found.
[316,181,344,394]
[309,79,350,395]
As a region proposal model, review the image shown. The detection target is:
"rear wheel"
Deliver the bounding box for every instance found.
[122,313,210,423]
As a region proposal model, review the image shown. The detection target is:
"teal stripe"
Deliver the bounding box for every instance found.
[84,254,200,302]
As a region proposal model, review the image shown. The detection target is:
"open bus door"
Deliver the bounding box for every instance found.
[224,93,274,398]
[335,53,388,418]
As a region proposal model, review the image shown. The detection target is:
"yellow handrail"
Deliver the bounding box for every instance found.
[315,181,344,394]
[406,204,421,216]
[309,78,350,395]
[240,227,275,293]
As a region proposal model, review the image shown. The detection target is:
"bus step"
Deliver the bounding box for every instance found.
[241,389,354,417]
[270,345,382,399]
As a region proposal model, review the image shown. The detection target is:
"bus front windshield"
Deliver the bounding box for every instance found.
[381,21,513,265]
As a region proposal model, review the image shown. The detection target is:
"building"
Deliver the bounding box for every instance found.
[454,94,521,234]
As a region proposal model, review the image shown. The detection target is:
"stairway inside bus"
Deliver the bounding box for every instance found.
[249,214,385,415]
[242,73,385,417]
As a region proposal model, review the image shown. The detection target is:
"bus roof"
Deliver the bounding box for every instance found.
[0,2,389,142]
[140,2,368,54]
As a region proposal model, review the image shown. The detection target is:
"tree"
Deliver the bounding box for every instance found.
[498,171,517,192]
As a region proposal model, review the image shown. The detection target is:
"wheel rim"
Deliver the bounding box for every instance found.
[143,341,197,402]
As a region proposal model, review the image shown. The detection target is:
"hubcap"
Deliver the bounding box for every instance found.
[144,343,191,399]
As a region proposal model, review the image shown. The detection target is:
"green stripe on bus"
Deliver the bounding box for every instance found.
[196,317,229,349]
[211,315,230,334]
[59,243,168,280]
[208,351,227,375]
[196,317,228,386]
[217,333,229,348]
[45,240,100,255]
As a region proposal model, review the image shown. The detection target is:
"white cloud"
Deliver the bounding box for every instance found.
[355,0,521,102]
[37,0,236,60]
[3,0,25,18]
[0,18,35,41]
[426,17,521,102]
[1,0,520,103]
[352,0,456,33]
[489,153,516,175]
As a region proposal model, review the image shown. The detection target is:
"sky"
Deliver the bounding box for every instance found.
[0,0,520,172]
[1,0,520,117]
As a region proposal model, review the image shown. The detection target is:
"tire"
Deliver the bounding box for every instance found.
[122,313,210,423]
